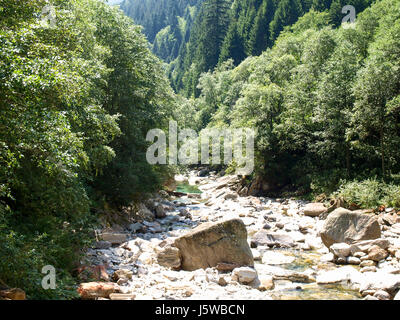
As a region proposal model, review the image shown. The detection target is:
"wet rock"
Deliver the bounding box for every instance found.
[251,230,295,248]
[157,246,181,269]
[174,219,254,271]
[77,282,120,300]
[320,208,381,248]
[232,267,257,285]
[304,203,327,217]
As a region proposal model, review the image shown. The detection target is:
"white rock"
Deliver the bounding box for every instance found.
[232,267,258,285]
[330,243,351,258]
[262,251,295,265]
[316,266,360,285]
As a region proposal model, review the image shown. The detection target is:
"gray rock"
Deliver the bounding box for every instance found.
[251,230,295,248]
[320,208,381,248]
[174,219,254,271]
[128,222,143,233]
[98,232,128,245]
[155,204,167,219]
[94,241,112,249]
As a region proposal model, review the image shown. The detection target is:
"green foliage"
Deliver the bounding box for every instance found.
[333,178,400,209]
[0,0,174,298]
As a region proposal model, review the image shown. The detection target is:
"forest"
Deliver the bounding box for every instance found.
[1,0,400,299]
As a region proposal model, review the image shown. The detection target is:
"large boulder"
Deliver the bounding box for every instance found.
[173,219,254,271]
[320,208,381,248]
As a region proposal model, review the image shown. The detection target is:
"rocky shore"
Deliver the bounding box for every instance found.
[77,171,400,300]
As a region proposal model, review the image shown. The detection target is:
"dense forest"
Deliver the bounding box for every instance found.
[120,0,374,96]
[1,0,400,300]
[0,0,175,298]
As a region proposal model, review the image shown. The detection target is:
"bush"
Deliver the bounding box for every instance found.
[333,178,400,209]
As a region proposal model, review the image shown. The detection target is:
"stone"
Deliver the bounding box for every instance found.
[251,230,295,248]
[224,193,238,201]
[320,208,381,248]
[112,269,133,281]
[137,203,155,222]
[361,266,377,273]
[155,204,167,219]
[261,251,295,265]
[347,256,361,265]
[232,267,257,285]
[320,253,335,262]
[363,295,379,300]
[367,245,388,262]
[94,241,112,249]
[258,275,274,291]
[304,203,327,217]
[77,282,120,300]
[359,272,400,294]
[0,288,26,300]
[360,260,376,268]
[373,290,391,300]
[218,276,228,286]
[316,266,360,285]
[251,249,261,261]
[330,243,351,258]
[128,222,143,233]
[216,262,241,272]
[349,239,390,254]
[353,251,366,258]
[174,219,254,271]
[157,246,182,269]
[98,232,128,245]
[137,252,154,265]
[77,264,109,281]
[109,293,136,300]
